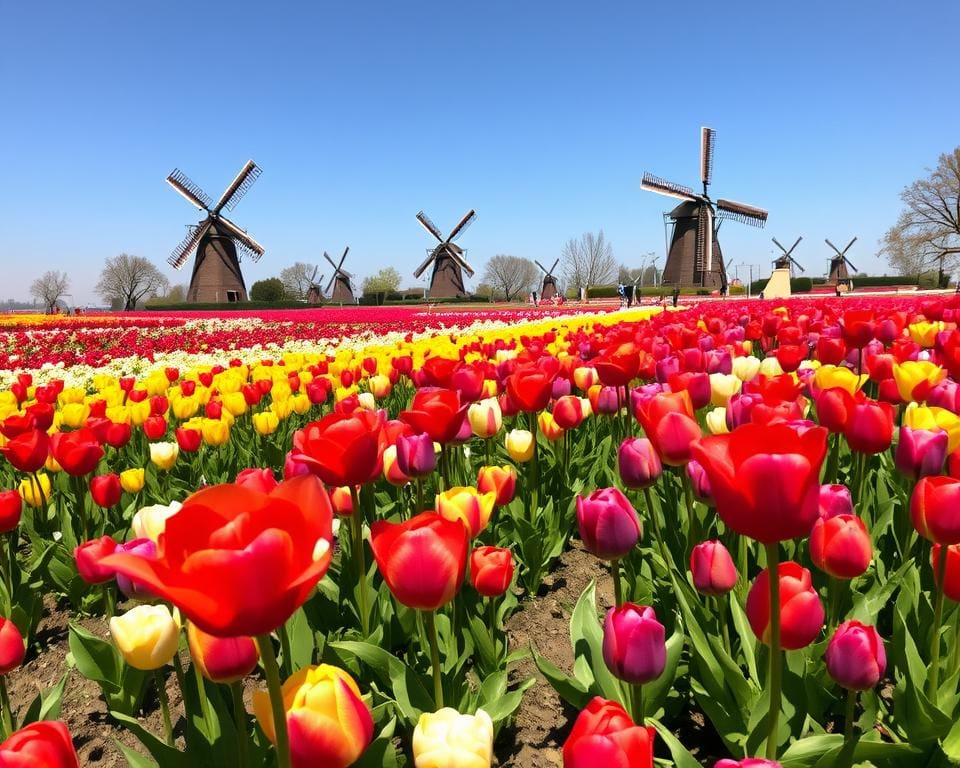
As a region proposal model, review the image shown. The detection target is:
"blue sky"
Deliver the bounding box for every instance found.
[1,1,958,304]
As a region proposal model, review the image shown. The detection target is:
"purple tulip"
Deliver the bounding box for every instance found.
[825,620,886,690]
[602,603,666,685]
[395,432,436,477]
[895,426,948,480]
[819,483,854,519]
[576,487,641,560]
[686,459,714,506]
[551,377,572,399]
[618,437,662,490]
[595,386,620,415]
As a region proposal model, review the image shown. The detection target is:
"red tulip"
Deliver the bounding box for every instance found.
[814,388,855,433]
[690,540,738,595]
[399,388,468,444]
[235,468,279,494]
[809,514,872,579]
[50,428,104,476]
[74,536,118,584]
[841,310,875,349]
[369,512,468,611]
[506,365,555,412]
[0,413,36,440]
[594,344,641,387]
[912,475,960,544]
[553,395,590,429]
[187,622,259,684]
[104,421,132,449]
[0,490,23,533]
[294,411,385,487]
[825,620,886,691]
[89,474,122,508]
[175,426,202,453]
[0,721,80,767]
[0,429,49,473]
[746,561,824,650]
[562,697,654,768]
[142,415,167,440]
[932,544,960,601]
[633,391,702,466]
[691,423,828,543]
[477,465,517,506]
[101,475,334,636]
[0,616,25,674]
[844,398,894,454]
[470,546,514,597]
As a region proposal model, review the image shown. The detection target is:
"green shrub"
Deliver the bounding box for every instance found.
[249,278,286,302]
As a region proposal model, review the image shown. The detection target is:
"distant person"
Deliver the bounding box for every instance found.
[532,290,539,306]
[624,284,635,307]
[671,286,680,307]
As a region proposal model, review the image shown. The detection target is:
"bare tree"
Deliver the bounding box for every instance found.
[561,231,617,296]
[480,255,539,301]
[95,254,169,310]
[30,270,70,312]
[280,262,322,300]
[880,147,960,286]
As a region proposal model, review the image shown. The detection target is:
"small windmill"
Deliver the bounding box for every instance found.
[641,127,768,292]
[324,248,354,303]
[825,237,858,283]
[166,160,264,303]
[771,236,805,275]
[535,259,560,300]
[305,266,325,304]
[415,210,476,298]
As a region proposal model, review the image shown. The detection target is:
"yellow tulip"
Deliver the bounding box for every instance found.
[480,379,499,398]
[573,366,599,391]
[120,468,145,494]
[201,418,230,447]
[413,708,493,768]
[709,373,741,407]
[705,407,729,435]
[270,398,293,420]
[252,411,280,436]
[505,429,534,463]
[813,365,867,396]
[221,391,247,417]
[909,321,943,348]
[149,441,179,470]
[904,404,960,454]
[892,361,946,402]
[44,454,63,473]
[19,473,51,507]
[357,392,377,411]
[58,387,86,406]
[60,402,90,429]
[435,487,497,538]
[758,357,783,377]
[537,411,566,441]
[109,604,181,671]
[105,404,131,425]
[290,393,311,415]
[731,356,761,382]
[367,374,392,399]
[171,395,200,420]
[128,400,151,427]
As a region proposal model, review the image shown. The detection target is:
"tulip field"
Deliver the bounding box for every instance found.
[4,296,960,767]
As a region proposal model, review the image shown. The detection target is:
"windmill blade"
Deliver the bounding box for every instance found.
[844,257,859,272]
[534,260,549,274]
[341,245,350,262]
[416,211,445,242]
[325,273,336,293]
[703,205,715,272]
[413,248,438,278]
[234,238,264,264]
[700,127,716,188]
[790,256,806,273]
[641,173,697,202]
[324,251,339,271]
[214,160,262,212]
[825,238,842,256]
[216,214,265,261]
[772,237,788,254]
[842,237,858,255]
[787,236,803,256]
[167,220,211,269]
[550,258,559,273]
[166,169,213,211]
[716,199,767,227]
[447,209,477,243]
[449,247,476,277]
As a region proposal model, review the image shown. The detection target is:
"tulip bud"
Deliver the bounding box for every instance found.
[617,438,662,490]
[705,406,729,435]
[235,468,279,494]
[470,546,514,597]
[187,622,258,684]
[131,501,182,543]
[746,561,824,650]
[844,399,895,454]
[505,429,534,463]
[0,617,26,674]
[895,427,948,480]
[602,603,665,684]
[731,356,761,382]
[382,445,412,486]
[74,535,118,584]
[109,604,181,670]
[175,427,202,453]
[476,465,516,506]
[413,708,493,768]
[824,620,886,691]
[396,433,437,478]
[18,473,51,508]
[537,411,566,441]
[576,488,641,561]
[686,459,714,506]
[252,411,280,436]
[562,697,654,768]
[573,366,598,391]
[367,374,392,399]
[689,540,738,595]
[119,468,145,494]
[149,442,179,470]
[467,398,502,439]
[810,514,872,579]
[819,484,854,519]
[553,396,591,430]
[330,486,355,516]
[253,664,374,767]
[710,373,742,407]
[89,474,122,508]
[0,490,23,534]
[436,487,496,539]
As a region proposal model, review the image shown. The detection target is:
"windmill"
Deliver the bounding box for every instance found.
[535,259,560,300]
[305,266,325,304]
[641,127,768,292]
[166,160,264,303]
[771,236,805,275]
[415,210,476,298]
[324,247,354,303]
[825,237,858,283]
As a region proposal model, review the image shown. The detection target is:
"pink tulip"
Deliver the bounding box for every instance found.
[617,438,662,490]
[576,488,641,561]
[602,603,666,685]
[825,620,886,690]
[690,540,738,595]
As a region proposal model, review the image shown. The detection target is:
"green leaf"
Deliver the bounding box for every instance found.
[110,711,185,768]
[68,623,120,689]
[18,673,67,728]
[650,718,702,768]
[284,607,316,672]
[532,648,591,709]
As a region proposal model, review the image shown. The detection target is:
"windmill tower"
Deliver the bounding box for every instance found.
[826,238,858,283]
[535,259,560,300]
[771,237,805,276]
[324,248,354,303]
[305,266,325,304]
[415,210,476,298]
[642,127,768,292]
[166,160,264,302]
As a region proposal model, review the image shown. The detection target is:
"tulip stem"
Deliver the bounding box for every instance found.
[717,595,732,659]
[423,610,443,708]
[257,634,292,768]
[278,622,293,680]
[349,486,370,637]
[528,412,540,520]
[154,670,173,746]
[828,576,843,633]
[191,651,212,729]
[826,433,841,485]
[764,542,783,760]
[416,478,425,516]
[631,682,644,725]
[485,438,492,468]
[844,688,858,743]
[102,584,115,620]
[0,676,13,739]
[929,547,949,702]
[231,681,250,768]
[0,534,13,603]
[682,471,699,545]
[642,486,670,567]
[613,559,624,607]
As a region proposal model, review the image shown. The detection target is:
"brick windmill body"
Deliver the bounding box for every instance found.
[826,237,858,284]
[414,210,477,298]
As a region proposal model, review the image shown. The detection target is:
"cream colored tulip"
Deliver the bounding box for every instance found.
[709,373,742,407]
[731,355,761,382]
[132,501,183,543]
[413,708,493,768]
[758,356,784,378]
[149,441,179,470]
[705,407,729,435]
[109,604,181,671]
[505,429,534,463]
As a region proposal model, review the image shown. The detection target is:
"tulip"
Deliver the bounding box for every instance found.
[187,622,259,684]
[592,385,621,415]
[844,399,895,454]
[235,467,279,494]
[0,490,22,534]
[467,398,502,439]
[149,441,179,470]
[691,423,827,543]
[813,365,866,396]
[0,429,49,473]
[400,388,468,444]
[706,406,729,435]
[476,465,516,506]
[814,387,855,433]
[911,475,960,544]
[382,445,412,486]
[633,391,701,466]
[537,411,566,441]
[253,411,280,436]
[89,474,121,508]
[293,411,385,487]
[109,604,181,670]
[436,487,496,538]
[577,487,641,567]
[50,428,104,476]
[562,697,654,768]
[690,540,738,595]
[506,365,556,412]
[895,426,948,480]
[746,561,824,650]
[0,721,81,767]
[505,429,534,463]
[142,415,167,440]
[602,603,665,686]
[396,433,437,478]
[175,427,202,453]
[825,620,886,691]
[367,374,392,399]
[113,538,158,600]
[74,536,119,584]
[119,468,145,494]
[470,546,514,598]
[573,366,598,391]
[412,708,493,768]
[709,373,742,407]
[932,544,960,601]
[131,501,182,543]
[617,438,661,489]
[809,514,872,579]
[18,473,50,508]
[903,405,960,454]
[819,484,854,518]
[732,355,761,382]
[553,396,591,430]
[201,418,230,446]
[893,361,946,402]
[0,617,25,674]
[686,459,714,506]
[102,476,333,637]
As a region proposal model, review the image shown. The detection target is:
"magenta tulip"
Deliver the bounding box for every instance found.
[602,603,666,685]
[617,438,662,490]
[825,620,886,690]
[576,488,641,561]
[690,540,738,595]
